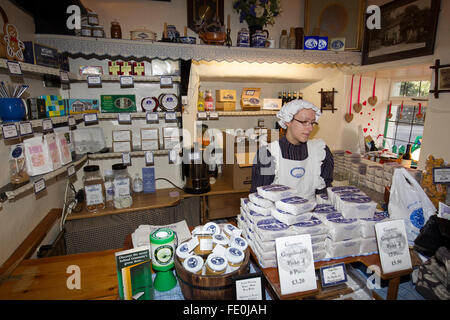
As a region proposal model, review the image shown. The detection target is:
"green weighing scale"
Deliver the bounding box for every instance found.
[150,227,177,291]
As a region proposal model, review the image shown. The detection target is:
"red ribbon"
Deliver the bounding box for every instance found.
[388,101,392,115]
[357,75,362,104]
[400,100,404,115]
[418,103,422,115]
[372,77,376,98]
[349,74,354,114]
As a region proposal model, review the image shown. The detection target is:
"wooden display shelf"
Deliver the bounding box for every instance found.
[66,188,182,220]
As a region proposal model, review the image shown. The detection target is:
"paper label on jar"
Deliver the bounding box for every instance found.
[85,184,104,206]
[114,177,131,197]
[199,238,213,251]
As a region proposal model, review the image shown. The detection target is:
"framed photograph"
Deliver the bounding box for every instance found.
[318,88,337,113]
[304,0,365,51]
[362,0,441,65]
[438,67,450,90]
[187,0,224,34]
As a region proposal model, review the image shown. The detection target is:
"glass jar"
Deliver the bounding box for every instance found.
[176,242,192,263]
[205,254,228,275]
[132,173,143,193]
[81,24,92,37]
[83,165,106,212]
[212,234,229,249]
[87,11,99,26]
[183,255,204,275]
[104,169,114,208]
[92,26,105,38]
[225,247,244,272]
[112,163,132,209]
[193,232,213,257]
[110,20,122,39]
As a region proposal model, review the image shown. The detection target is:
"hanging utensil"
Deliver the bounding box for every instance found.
[353,75,362,113]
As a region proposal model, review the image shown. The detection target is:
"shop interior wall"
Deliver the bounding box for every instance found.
[0,0,65,266]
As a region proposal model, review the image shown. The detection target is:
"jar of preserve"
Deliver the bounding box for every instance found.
[229,236,248,252]
[183,255,204,275]
[176,242,192,263]
[110,20,122,39]
[212,234,229,249]
[112,163,132,209]
[225,247,244,272]
[87,11,99,26]
[81,24,92,37]
[193,233,213,256]
[223,224,238,239]
[205,254,228,275]
[83,165,106,212]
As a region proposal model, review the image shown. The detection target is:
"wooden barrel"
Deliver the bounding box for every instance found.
[174,250,250,300]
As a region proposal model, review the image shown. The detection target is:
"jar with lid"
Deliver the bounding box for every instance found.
[225,247,244,272]
[92,26,105,38]
[81,24,92,37]
[132,173,143,193]
[104,169,114,208]
[110,20,122,39]
[279,29,288,49]
[205,254,228,275]
[229,236,248,252]
[87,11,99,26]
[176,242,192,263]
[112,163,132,209]
[204,90,214,111]
[183,255,204,275]
[83,165,106,212]
[212,234,229,249]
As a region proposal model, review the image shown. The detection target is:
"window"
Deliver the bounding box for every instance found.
[382,80,429,160]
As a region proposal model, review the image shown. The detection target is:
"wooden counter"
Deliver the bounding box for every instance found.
[0,249,120,300]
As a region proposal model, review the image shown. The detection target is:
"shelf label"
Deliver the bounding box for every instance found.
[19,121,33,136]
[145,151,154,166]
[160,76,173,88]
[375,219,412,274]
[433,167,450,184]
[168,149,178,164]
[67,164,76,178]
[84,113,98,125]
[120,75,134,88]
[2,123,19,139]
[7,60,22,76]
[320,263,347,288]
[197,112,207,120]
[87,75,102,87]
[68,115,76,127]
[60,71,70,83]
[146,112,159,124]
[165,112,177,122]
[233,272,265,300]
[42,119,53,132]
[209,111,219,120]
[117,113,132,124]
[34,178,46,195]
[122,152,131,166]
[275,234,317,295]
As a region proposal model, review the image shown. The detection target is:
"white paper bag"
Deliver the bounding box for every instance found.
[388,168,436,245]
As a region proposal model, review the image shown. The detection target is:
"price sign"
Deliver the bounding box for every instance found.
[19,121,33,136]
[67,164,76,178]
[197,112,207,120]
[168,149,178,164]
[320,263,347,288]
[87,75,102,87]
[42,119,53,132]
[145,151,154,166]
[160,76,173,88]
[2,123,19,139]
[34,178,46,195]
[84,113,98,125]
[233,272,265,300]
[118,113,132,124]
[275,234,317,295]
[209,112,219,120]
[122,152,131,166]
[7,60,22,75]
[375,219,412,274]
[165,112,177,122]
[68,116,76,127]
[60,71,70,83]
[120,76,134,88]
[433,167,450,184]
[146,112,159,124]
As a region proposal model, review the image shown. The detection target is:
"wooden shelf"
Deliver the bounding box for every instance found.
[0,58,77,79]
[87,150,170,159]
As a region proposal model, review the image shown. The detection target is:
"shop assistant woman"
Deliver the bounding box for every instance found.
[250,99,334,199]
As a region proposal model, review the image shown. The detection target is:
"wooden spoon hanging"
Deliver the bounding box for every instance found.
[368,77,377,106]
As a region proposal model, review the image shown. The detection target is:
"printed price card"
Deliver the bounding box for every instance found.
[320,263,347,288]
[67,164,76,178]
[34,178,46,194]
[7,60,22,75]
[60,71,70,83]
[433,167,450,184]
[145,151,154,166]
[117,113,132,124]
[165,112,177,122]
[375,219,412,274]
[87,75,102,87]
[68,115,77,127]
[160,76,173,88]
[19,121,33,136]
[84,113,98,125]
[233,273,265,300]
[120,75,134,88]
[146,112,159,124]
[197,112,207,120]
[275,234,317,295]
[42,119,53,132]
[2,123,19,139]
[209,111,219,120]
[122,152,131,166]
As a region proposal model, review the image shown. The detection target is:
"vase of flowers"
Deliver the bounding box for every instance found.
[233,0,281,47]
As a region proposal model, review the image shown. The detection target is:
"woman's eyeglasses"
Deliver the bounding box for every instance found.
[292,118,318,127]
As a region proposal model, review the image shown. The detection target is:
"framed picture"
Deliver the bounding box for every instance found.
[362,0,441,65]
[187,0,224,34]
[318,88,338,113]
[438,67,450,90]
[304,0,365,51]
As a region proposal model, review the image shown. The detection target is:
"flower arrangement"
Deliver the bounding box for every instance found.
[233,0,281,28]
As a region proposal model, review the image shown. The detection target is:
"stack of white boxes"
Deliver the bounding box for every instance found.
[332,150,345,178]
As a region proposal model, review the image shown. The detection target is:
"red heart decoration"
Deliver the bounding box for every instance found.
[363,101,367,106]
[372,108,375,111]
[370,129,372,132]
[368,113,371,115]
[360,112,363,115]
[363,128,368,133]
[368,123,371,126]
[372,118,374,121]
